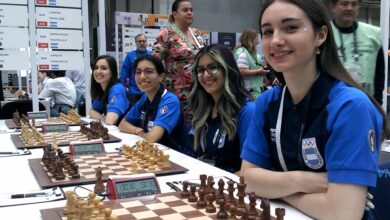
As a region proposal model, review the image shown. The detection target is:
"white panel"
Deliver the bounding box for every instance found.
[36,29,82,50]
[0,27,29,48]
[37,51,83,70]
[35,0,81,8]
[0,5,28,26]
[35,7,81,29]
[0,50,29,70]
[0,0,27,4]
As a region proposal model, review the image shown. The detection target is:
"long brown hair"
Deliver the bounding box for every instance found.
[259,0,388,139]
[237,29,259,56]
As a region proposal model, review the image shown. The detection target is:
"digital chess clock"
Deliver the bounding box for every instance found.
[69,140,105,156]
[106,173,161,200]
[27,111,48,119]
[41,123,69,133]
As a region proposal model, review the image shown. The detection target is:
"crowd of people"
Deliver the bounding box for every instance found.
[32,0,388,219]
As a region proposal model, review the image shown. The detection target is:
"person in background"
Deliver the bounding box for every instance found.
[119,55,192,155]
[153,0,205,121]
[38,70,76,117]
[331,0,384,104]
[240,0,388,219]
[89,55,130,126]
[234,29,269,100]
[120,34,152,106]
[37,71,53,94]
[65,70,86,111]
[188,44,255,174]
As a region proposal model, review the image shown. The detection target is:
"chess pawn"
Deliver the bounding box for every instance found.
[247,192,258,220]
[217,199,228,219]
[181,181,190,198]
[94,167,105,193]
[260,198,271,220]
[229,204,238,220]
[72,164,81,179]
[205,193,216,213]
[197,187,207,208]
[216,179,225,205]
[188,185,198,203]
[275,208,285,220]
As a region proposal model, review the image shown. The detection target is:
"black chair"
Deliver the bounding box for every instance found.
[0,100,46,119]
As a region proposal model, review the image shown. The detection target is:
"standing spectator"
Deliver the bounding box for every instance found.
[38,70,76,117]
[234,29,269,100]
[65,70,86,111]
[120,34,151,106]
[331,0,385,104]
[153,0,205,121]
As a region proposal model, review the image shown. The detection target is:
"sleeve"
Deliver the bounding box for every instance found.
[106,84,130,117]
[38,80,54,99]
[236,52,250,69]
[91,99,104,114]
[120,53,131,86]
[237,102,255,149]
[373,48,385,105]
[124,96,143,125]
[241,96,273,169]
[326,94,381,187]
[152,28,170,61]
[152,94,181,134]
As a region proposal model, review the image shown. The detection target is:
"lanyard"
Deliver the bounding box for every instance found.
[337,26,359,62]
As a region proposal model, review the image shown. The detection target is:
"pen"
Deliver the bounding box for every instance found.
[166,182,181,192]
[11,192,52,199]
[0,151,20,155]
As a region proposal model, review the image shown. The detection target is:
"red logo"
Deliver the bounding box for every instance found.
[36,0,47,4]
[39,64,49,70]
[37,21,48,27]
[38,43,48,48]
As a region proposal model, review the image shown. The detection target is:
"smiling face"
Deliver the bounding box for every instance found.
[173,1,193,27]
[197,54,224,102]
[260,1,326,74]
[93,58,112,89]
[135,60,163,96]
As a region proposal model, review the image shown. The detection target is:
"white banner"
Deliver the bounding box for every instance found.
[0,27,29,48]
[36,7,82,29]
[0,0,27,4]
[0,51,29,70]
[37,29,82,50]
[122,27,160,54]
[37,51,83,70]
[0,5,28,26]
[35,0,81,8]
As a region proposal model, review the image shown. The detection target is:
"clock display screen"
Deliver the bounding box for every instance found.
[74,144,103,155]
[28,112,47,119]
[115,178,159,198]
[44,124,68,133]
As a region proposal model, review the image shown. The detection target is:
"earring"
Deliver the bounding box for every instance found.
[315,48,321,55]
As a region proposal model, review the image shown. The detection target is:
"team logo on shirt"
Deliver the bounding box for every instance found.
[368,129,376,152]
[302,137,324,170]
[160,106,168,114]
[110,96,117,103]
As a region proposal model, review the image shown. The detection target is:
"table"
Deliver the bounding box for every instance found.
[0,118,312,220]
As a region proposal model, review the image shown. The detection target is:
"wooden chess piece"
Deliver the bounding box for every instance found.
[275,208,285,220]
[247,192,258,220]
[226,180,235,207]
[197,187,207,208]
[94,166,105,193]
[205,193,216,213]
[229,204,238,219]
[216,179,225,205]
[71,164,81,178]
[55,159,66,180]
[217,198,228,219]
[199,174,207,191]
[235,176,247,217]
[260,198,271,220]
[181,181,190,198]
[188,185,198,203]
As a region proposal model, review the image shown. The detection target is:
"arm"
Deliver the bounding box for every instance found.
[89,108,104,120]
[140,126,165,142]
[283,183,367,220]
[118,119,145,136]
[239,68,269,77]
[373,48,385,105]
[120,54,131,85]
[104,112,119,125]
[241,160,328,199]
[152,28,169,61]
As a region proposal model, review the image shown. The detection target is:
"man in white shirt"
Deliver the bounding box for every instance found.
[65,70,86,111]
[37,71,52,94]
[39,70,76,117]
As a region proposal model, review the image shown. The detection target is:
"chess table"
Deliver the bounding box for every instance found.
[10,131,121,149]
[29,152,188,188]
[5,118,88,129]
[41,191,281,220]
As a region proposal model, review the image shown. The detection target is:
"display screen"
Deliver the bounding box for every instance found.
[74,143,104,155]
[44,124,68,133]
[27,112,47,119]
[115,178,159,198]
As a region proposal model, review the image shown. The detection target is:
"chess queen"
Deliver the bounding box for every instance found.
[240,0,387,219]
[188,44,255,174]
[89,55,130,126]
[119,55,193,156]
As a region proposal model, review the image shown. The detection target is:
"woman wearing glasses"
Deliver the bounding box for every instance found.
[188,44,255,174]
[119,55,192,155]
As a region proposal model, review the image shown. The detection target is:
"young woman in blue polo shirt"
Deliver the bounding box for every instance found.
[89,55,130,126]
[118,55,192,155]
[188,44,255,174]
[240,0,388,219]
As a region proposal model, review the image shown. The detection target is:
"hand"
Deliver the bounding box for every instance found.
[134,128,144,136]
[258,68,269,75]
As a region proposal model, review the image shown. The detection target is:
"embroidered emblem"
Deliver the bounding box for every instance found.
[110,96,117,103]
[368,129,376,152]
[160,106,168,114]
[302,137,324,170]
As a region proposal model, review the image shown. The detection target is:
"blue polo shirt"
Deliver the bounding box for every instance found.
[124,88,192,155]
[242,73,381,187]
[92,83,130,117]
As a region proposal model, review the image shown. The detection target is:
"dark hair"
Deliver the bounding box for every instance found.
[189,44,251,149]
[169,0,190,23]
[90,55,120,101]
[50,70,66,78]
[134,33,146,41]
[330,0,361,4]
[259,0,388,139]
[134,55,166,75]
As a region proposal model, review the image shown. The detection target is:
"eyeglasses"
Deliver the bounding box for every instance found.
[196,63,221,77]
[135,68,156,75]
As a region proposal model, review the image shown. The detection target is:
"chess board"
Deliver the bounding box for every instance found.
[5,118,88,129]
[41,191,279,220]
[29,153,188,188]
[10,131,121,149]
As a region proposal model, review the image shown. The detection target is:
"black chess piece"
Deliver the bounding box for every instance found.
[205,193,216,213]
[188,185,198,202]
